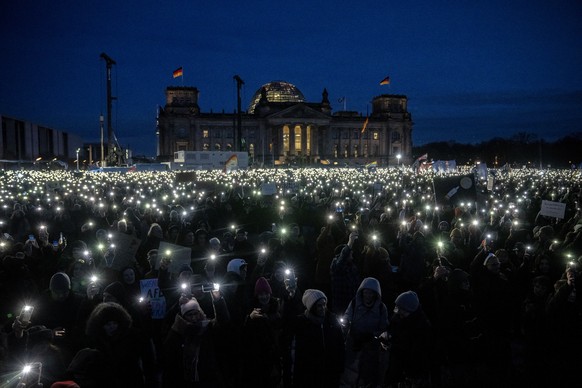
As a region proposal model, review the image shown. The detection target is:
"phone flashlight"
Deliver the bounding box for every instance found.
[20,305,34,323]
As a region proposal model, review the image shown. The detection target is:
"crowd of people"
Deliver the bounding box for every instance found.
[0,166,581,388]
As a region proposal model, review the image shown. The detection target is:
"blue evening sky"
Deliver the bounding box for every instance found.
[1,0,581,155]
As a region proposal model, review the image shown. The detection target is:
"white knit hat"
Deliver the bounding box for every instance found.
[302,289,327,312]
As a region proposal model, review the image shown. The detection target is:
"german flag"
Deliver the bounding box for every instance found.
[173,67,183,78]
[379,76,390,85]
[361,116,369,134]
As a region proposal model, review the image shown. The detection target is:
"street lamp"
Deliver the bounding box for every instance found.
[396,153,402,167]
[76,148,80,171]
[100,114,105,167]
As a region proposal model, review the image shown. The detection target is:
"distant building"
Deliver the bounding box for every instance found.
[156,81,413,166]
[1,114,83,164]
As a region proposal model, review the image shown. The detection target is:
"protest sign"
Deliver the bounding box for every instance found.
[140,278,166,320]
[540,200,566,219]
[433,174,477,206]
[157,241,192,274]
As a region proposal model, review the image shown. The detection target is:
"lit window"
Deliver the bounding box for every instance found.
[203,130,209,138]
[373,132,379,140]
[294,125,302,153]
[283,126,290,153]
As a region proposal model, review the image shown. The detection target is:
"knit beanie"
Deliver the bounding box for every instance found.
[227,258,247,275]
[254,277,272,296]
[103,281,125,301]
[395,290,420,313]
[50,272,71,292]
[302,289,327,312]
[181,299,202,316]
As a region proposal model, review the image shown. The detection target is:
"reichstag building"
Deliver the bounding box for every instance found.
[156,81,413,166]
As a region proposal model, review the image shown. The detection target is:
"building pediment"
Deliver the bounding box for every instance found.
[265,103,330,124]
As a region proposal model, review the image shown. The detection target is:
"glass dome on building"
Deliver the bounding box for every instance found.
[248,81,305,113]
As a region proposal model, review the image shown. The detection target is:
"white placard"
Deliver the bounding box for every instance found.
[540,200,566,219]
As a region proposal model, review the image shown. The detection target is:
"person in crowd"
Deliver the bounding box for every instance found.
[470,248,513,387]
[520,275,552,388]
[31,272,84,363]
[359,236,394,301]
[136,223,163,269]
[280,223,311,289]
[218,258,249,386]
[385,290,433,388]
[546,264,582,386]
[241,277,282,387]
[162,290,229,388]
[398,230,430,291]
[439,268,485,387]
[119,266,142,303]
[143,249,159,279]
[342,277,389,388]
[314,220,345,297]
[330,231,360,314]
[84,302,156,388]
[284,289,345,388]
[3,165,582,387]
[232,228,256,272]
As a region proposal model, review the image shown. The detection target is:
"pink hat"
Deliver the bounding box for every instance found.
[254,277,272,296]
[50,382,80,388]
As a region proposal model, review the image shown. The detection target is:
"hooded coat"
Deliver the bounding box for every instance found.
[84,302,155,388]
[343,277,389,387]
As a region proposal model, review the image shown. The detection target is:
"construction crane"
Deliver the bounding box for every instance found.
[100,52,125,166]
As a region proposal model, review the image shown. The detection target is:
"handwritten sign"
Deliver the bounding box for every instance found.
[540,200,566,219]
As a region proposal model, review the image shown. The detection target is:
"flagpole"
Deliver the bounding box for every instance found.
[343,98,346,111]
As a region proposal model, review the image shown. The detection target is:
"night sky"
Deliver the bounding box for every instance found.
[1,0,581,156]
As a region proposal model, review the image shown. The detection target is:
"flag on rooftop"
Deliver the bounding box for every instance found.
[173,67,183,78]
[361,116,369,134]
[379,76,390,85]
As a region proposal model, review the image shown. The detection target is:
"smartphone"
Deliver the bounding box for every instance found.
[20,305,34,323]
[28,234,35,241]
[52,240,59,247]
[202,283,220,293]
[21,362,42,386]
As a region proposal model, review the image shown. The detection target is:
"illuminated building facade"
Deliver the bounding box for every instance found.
[156,81,413,166]
[0,114,83,163]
